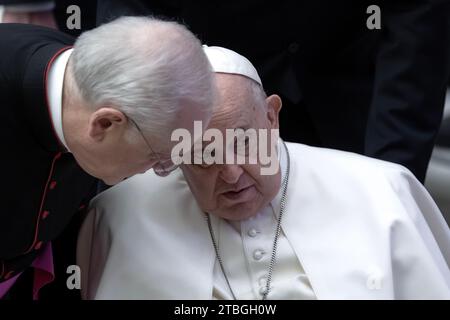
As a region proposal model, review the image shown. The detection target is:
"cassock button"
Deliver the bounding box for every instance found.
[49,181,57,190]
[34,241,43,250]
[259,286,268,296]
[42,211,50,220]
[253,250,265,261]
[248,228,258,237]
[258,276,267,286]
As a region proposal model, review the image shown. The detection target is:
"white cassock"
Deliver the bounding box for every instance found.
[77,142,450,299]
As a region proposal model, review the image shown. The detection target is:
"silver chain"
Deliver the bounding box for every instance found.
[206,141,291,300]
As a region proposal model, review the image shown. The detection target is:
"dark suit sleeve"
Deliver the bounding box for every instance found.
[365,0,450,183]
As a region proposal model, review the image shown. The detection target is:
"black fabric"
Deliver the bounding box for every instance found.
[98,0,450,182]
[0,24,97,293]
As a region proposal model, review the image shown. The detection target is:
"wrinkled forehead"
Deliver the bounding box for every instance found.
[208,73,262,131]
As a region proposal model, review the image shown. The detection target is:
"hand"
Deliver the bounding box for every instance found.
[2,10,57,29]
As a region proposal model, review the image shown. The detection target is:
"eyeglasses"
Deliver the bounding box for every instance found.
[128,117,178,177]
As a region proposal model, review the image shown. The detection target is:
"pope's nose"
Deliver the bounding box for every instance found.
[219,164,244,185]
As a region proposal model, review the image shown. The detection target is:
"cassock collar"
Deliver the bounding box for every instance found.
[22,43,73,153]
[46,48,73,152]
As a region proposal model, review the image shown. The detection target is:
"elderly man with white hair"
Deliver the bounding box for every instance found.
[78,46,450,300]
[0,17,214,299]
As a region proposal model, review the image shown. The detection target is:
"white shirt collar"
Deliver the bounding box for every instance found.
[47,48,73,152]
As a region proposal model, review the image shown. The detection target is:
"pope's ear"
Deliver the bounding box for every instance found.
[265,94,282,129]
[88,107,127,141]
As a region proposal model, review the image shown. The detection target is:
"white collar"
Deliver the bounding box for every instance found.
[47,48,73,152]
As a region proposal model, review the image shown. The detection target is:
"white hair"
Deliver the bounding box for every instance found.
[70,16,214,140]
[250,80,267,105]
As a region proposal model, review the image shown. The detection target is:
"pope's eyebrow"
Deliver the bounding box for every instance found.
[148,149,172,160]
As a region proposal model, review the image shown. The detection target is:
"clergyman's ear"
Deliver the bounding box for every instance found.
[88,107,127,141]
